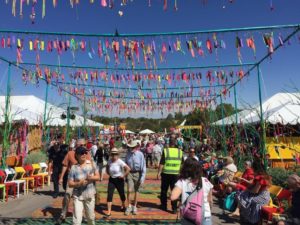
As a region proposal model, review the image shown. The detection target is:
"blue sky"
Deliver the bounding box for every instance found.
[0,0,300,118]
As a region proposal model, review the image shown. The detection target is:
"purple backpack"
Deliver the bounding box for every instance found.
[180,181,204,225]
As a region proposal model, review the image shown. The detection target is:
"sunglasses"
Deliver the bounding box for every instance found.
[79,151,87,155]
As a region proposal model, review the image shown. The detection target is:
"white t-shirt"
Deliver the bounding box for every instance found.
[91,145,98,158]
[107,159,127,178]
[153,144,162,155]
[175,177,213,218]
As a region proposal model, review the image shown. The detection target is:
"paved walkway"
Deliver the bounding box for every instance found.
[0,169,239,225]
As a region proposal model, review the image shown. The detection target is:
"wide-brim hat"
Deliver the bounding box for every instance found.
[127,140,139,148]
[111,148,119,154]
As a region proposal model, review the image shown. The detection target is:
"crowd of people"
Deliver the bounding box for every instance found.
[46,133,300,225]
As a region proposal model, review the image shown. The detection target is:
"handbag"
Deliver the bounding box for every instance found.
[224,192,238,212]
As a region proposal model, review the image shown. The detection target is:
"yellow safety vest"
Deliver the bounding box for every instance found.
[163,147,183,175]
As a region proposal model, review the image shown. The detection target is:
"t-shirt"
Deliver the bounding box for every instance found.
[220,163,237,183]
[153,144,162,155]
[108,159,127,178]
[48,144,69,167]
[175,177,213,218]
[241,168,254,187]
[68,160,98,200]
[91,145,98,158]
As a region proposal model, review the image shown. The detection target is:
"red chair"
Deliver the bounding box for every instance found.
[261,189,292,223]
[0,170,17,202]
[23,165,43,189]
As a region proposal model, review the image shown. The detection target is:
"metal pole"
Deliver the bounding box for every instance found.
[220,96,227,156]
[43,83,49,144]
[66,95,71,144]
[83,96,87,129]
[2,63,11,168]
[234,85,239,146]
[257,65,267,170]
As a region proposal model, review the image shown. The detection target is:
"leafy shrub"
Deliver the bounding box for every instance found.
[267,167,300,188]
[24,151,47,165]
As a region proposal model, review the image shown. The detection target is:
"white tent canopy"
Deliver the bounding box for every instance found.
[214,92,300,125]
[139,129,155,134]
[0,95,104,127]
[125,130,135,134]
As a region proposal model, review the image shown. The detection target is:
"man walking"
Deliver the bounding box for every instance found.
[125,140,146,215]
[48,134,68,198]
[157,138,183,214]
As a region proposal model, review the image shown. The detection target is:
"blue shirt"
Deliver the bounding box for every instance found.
[125,150,146,183]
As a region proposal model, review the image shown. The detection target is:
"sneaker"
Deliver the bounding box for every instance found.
[132,206,138,215]
[125,206,132,216]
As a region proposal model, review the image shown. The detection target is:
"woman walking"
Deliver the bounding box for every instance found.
[171,158,213,225]
[104,148,131,218]
[68,146,100,225]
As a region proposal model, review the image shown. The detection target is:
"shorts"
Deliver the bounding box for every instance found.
[153,154,161,164]
[127,172,142,192]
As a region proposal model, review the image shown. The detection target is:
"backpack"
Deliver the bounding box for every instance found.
[180,181,205,225]
[223,192,237,212]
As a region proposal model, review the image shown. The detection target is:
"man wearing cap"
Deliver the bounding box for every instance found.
[124,140,146,215]
[157,138,183,213]
[56,139,92,225]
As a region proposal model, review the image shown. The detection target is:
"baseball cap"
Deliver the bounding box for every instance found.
[75,146,88,155]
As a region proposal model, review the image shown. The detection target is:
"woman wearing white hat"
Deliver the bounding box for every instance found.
[104,148,131,218]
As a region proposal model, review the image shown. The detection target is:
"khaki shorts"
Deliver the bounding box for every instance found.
[127,172,142,192]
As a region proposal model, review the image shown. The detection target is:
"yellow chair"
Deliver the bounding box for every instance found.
[32,164,50,188]
[14,167,35,194]
[39,162,50,186]
[268,185,282,196]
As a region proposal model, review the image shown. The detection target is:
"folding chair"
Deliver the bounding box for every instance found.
[0,170,17,202]
[32,164,49,188]
[5,168,26,198]
[14,167,35,193]
[39,162,50,186]
[23,165,43,189]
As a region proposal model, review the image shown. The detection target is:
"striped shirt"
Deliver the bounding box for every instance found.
[68,160,98,200]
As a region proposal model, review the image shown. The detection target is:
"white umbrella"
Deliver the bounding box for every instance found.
[139,129,155,134]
